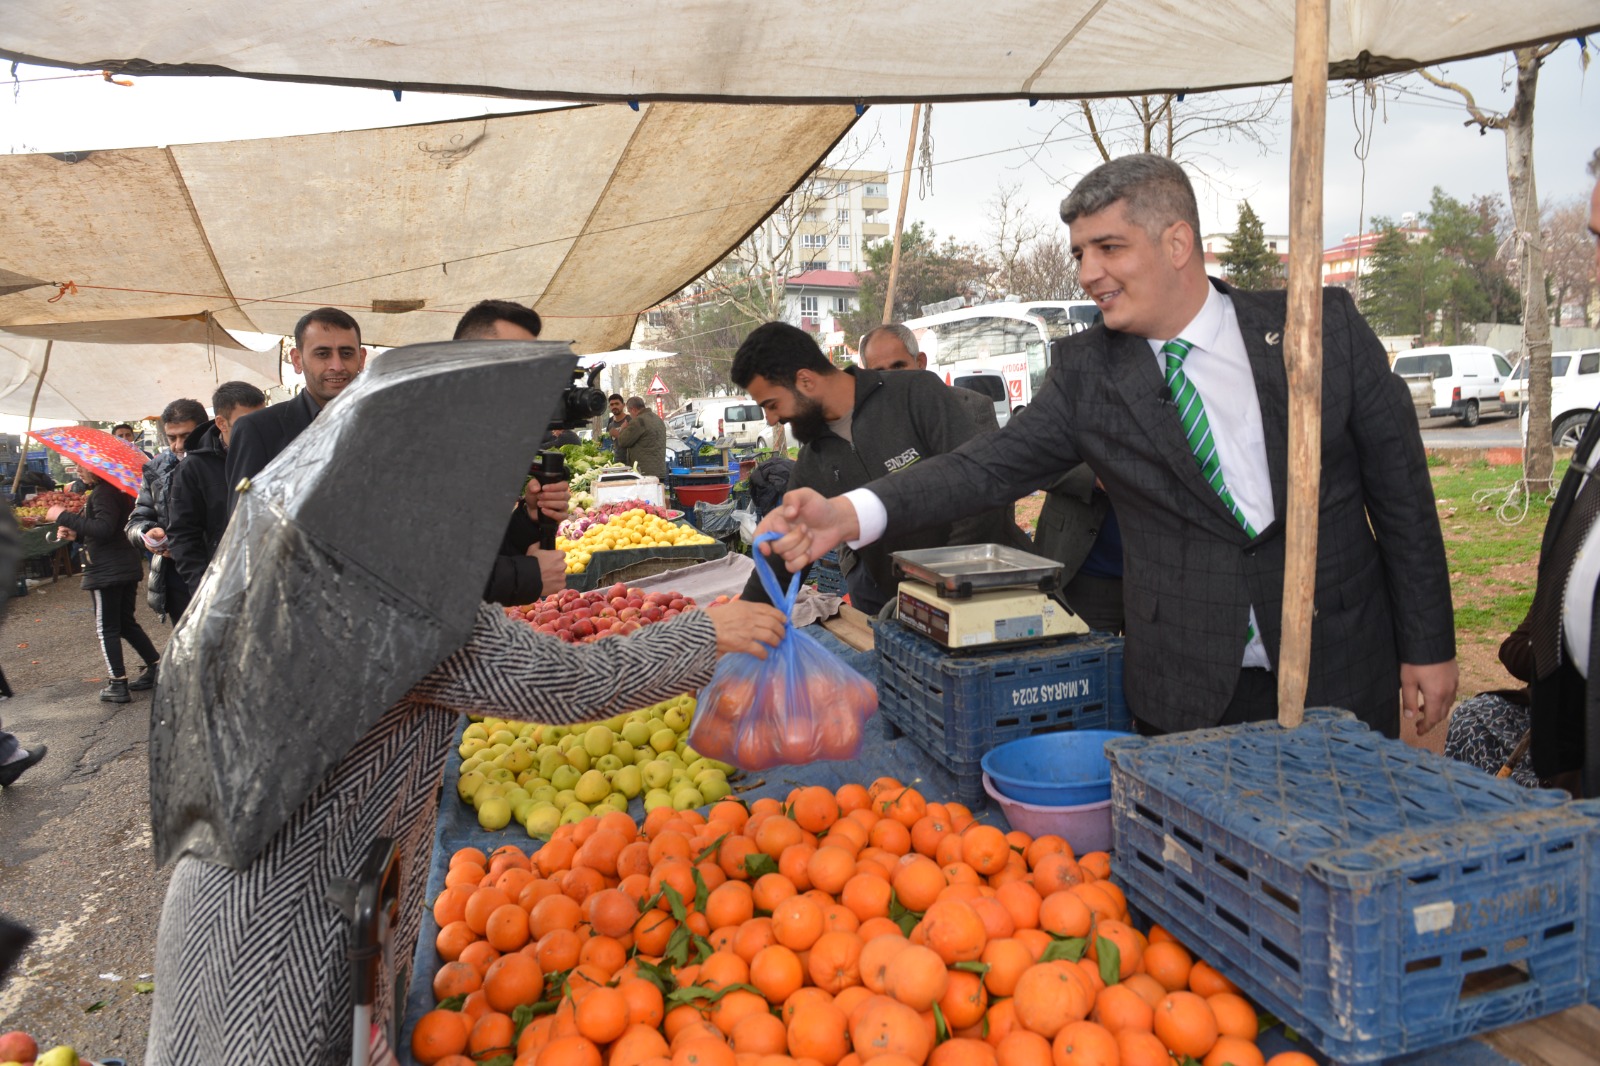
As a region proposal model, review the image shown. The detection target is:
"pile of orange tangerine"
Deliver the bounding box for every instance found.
[413,778,1313,1066]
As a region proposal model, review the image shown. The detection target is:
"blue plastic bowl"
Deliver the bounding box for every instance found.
[980,730,1131,807]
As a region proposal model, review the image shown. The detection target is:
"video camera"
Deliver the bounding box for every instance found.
[557,363,609,428]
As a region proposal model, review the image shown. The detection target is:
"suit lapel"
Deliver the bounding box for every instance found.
[1107,325,1247,532]
[1227,285,1290,524]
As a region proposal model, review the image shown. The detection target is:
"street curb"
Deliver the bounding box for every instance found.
[1426,446,1574,466]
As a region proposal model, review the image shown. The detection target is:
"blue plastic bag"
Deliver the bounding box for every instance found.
[689,533,877,770]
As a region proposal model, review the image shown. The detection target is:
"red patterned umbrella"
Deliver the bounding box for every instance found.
[26,425,149,497]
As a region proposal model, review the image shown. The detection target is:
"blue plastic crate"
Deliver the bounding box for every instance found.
[874,622,1128,805]
[1107,709,1600,1064]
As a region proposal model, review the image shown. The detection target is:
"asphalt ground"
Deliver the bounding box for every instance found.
[0,575,173,1065]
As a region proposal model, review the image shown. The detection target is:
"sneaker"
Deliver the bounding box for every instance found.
[129,661,159,692]
[0,745,47,787]
[100,678,131,704]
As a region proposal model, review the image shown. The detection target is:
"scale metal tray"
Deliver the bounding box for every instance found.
[891,544,1064,598]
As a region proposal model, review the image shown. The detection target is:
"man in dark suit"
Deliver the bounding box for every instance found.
[1520,150,1600,793]
[225,306,366,512]
[759,154,1457,737]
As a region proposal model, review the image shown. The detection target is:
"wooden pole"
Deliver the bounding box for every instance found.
[1277,0,1329,729]
[881,103,923,325]
[11,340,52,498]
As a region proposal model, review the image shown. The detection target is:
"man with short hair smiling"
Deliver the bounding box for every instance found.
[732,321,1028,614]
[225,306,367,512]
[760,154,1457,738]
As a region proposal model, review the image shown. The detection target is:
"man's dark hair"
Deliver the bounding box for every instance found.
[608,393,625,403]
[731,322,834,390]
[1060,154,1203,244]
[212,380,268,417]
[112,423,135,435]
[293,306,362,348]
[452,299,543,340]
[160,398,207,427]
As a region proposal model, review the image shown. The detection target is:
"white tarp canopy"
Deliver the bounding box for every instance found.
[0,314,282,421]
[0,104,859,352]
[3,3,1596,104]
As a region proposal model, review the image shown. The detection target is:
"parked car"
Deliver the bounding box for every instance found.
[1512,349,1600,446]
[1390,345,1512,426]
[681,398,771,447]
[952,370,1012,428]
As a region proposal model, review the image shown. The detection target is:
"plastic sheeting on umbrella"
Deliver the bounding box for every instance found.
[149,339,578,869]
[26,425,150,496]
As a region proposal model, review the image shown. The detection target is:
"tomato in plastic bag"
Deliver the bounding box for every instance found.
[690,533,877,769]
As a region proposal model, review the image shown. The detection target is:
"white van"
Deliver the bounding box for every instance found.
[951,370,1012,428]
[684,398,770,447]
[1390,345,1512,426]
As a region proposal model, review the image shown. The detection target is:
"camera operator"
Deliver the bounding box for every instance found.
[452,300,575,606]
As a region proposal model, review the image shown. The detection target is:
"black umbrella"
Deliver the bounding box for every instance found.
[149,339,579,869]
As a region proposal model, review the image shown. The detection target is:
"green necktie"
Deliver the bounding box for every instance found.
[1162,337,1259,646]
[1162,338,1257,538]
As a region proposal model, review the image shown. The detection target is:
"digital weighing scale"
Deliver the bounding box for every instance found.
[891,544,1089,650]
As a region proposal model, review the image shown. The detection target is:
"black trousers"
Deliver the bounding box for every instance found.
[1061,573,1125,634]
[89,583,160,680]
[1135,667,1278,735]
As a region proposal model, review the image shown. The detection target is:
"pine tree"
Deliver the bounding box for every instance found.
[1216,201,1280,290]
[1358,220,1425,337]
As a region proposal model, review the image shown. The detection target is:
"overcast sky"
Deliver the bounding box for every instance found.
[4,45,1596,257]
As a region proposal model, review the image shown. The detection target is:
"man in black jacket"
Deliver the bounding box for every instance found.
[450,299,571,606]
[225,307,366,513]
[730,322,1029,614]
[166,381,266,599]
[127,397,206,623]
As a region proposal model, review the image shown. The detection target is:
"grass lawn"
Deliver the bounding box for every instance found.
[1429,455,1564,699]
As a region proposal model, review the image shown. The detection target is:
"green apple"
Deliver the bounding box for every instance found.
[516,722,538,739]
[649,728,677,754]
[583,725,615,758]
[538,749,567,780]
[574,769,611,805]
[612,765,643,799]
[558,734,579,752]
[601,792,630,813]
[477,797,512,831]
[595,753,624,774]
[459,755,485,776]
[551,788,577,811]
[524,803,561,840]
[621,721,652,748]
[486,743,510,760]
[488,728,516,747]
[528,784,557,805]
[611,739,635,763]
[566,747,592,773]
[500,745,534,773]
[560,802,593,825]
[35,1047,78,1066]
[550,765,581,792]
[458,737,489,760]
[642,760,674,790]
[698,775,731,803]
[485,767,515,785]
[663,708,688,733]
[511,794,538,823]
[643,788,674,812]
[671,786,705,810]
[463,723,489,741]
[456,771,487,802]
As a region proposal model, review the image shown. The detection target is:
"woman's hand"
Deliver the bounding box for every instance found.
[705,599,788,659]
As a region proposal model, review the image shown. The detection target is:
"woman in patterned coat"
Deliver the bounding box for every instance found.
[145,596,786,1066]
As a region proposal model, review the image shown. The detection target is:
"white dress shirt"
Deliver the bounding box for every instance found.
[1148,284,1275,668]
[846,284,1276,668]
